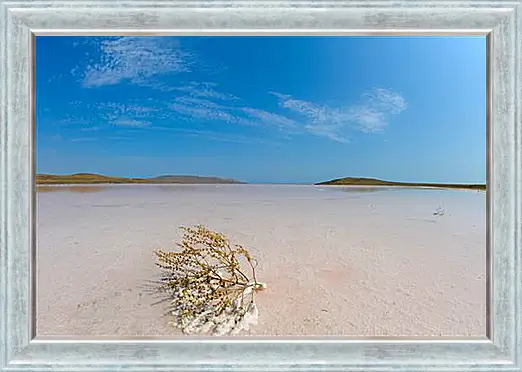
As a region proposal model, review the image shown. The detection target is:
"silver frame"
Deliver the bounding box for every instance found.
[0,1,520,371]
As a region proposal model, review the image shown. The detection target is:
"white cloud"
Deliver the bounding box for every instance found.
[65,86,406,144]
[168,94,302,131]
[270,88,408,141]
[170,102,245,125]
[304,124,351,143]
[79,37,194,88]
[62,37,408,144]
[65,38,407,144]
[55,100,160,132]
[174,96,228,110]
[80,126,102,132]
[55,86,406,145]
[362,88,408,115]
[240,108,297,130]
[350,88,408,133]
[95,102,159,122]
[111,118,151,127]
[173,82,240,101]
[169,95,255,127]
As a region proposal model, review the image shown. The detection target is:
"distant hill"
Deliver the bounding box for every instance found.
[36,173,245,185]
[150,175,245,184]
[316,177,486,190]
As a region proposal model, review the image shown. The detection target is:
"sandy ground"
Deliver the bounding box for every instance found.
[36,184,486,337]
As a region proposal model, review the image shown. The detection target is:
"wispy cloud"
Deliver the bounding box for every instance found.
[270,88,408,142]
[168,92,304,131]
[55,117,91,126]
[58,86,406,144]
[65,37,407,144]
[58,100,159,131]
[75,37,194,88]
[80,126,102,132]
[111,118,151,127]
[350,88,408,133]
[240,108,297,130]
[173,82,240,101]
[165,85,407,142]
[169,96,255,127]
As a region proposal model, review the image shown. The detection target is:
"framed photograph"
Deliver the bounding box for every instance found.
[1,1,521,371]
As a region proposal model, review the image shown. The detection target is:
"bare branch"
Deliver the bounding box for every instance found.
[154,225,266,335]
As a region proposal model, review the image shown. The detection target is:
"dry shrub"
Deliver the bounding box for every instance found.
[155,225,266,335]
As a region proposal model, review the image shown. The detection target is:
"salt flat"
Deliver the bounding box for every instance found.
[36,184,486,337]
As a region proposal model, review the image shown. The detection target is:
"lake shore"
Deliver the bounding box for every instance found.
[37,184,486,337]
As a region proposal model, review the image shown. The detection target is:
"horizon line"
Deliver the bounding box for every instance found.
[35,172,487,186]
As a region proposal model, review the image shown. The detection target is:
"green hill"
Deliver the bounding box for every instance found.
[316,177,486,190]
[36,173,245,185]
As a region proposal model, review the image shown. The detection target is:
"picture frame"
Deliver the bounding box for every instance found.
[1,1,520,371]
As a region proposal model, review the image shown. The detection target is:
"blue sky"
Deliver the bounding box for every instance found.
[36,36,486,184]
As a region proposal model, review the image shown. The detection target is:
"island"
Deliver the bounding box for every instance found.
[36,173,245,185]
[316,177,486,191]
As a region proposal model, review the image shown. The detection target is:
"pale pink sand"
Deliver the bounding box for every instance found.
[36,184,486,337]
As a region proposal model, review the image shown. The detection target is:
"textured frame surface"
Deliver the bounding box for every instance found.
[0,1,521,371]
